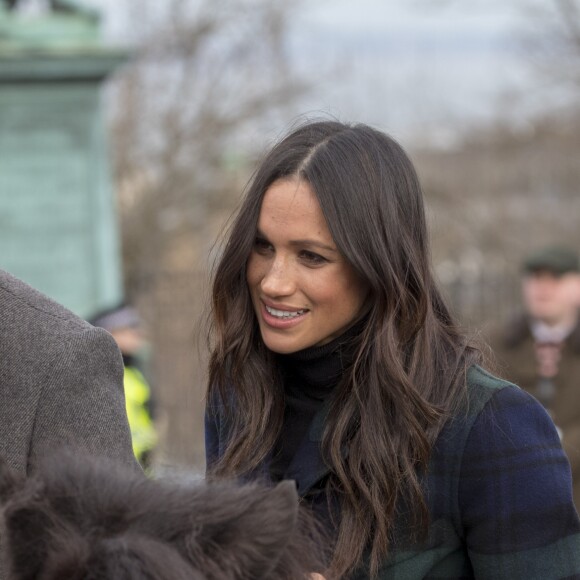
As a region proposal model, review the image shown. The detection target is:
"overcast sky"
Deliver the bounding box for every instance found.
[289,1,532,144]
[300,0,522,35]
[93,0,537,146]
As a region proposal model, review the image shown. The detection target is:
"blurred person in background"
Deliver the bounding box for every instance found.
[205,121,580,579]
[0,268,138,474]
[89,303,158,470]
[490,245,580,508]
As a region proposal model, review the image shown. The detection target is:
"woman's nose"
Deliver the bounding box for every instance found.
[260,258,295,297]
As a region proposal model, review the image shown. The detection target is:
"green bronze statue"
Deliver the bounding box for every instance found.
[2,0,99,21]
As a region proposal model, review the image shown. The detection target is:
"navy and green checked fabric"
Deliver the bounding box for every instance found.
[358,366,580,579]
[206,365,580,579]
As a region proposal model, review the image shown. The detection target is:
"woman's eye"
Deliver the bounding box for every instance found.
[253,238,272,253]
[300,250,327,265]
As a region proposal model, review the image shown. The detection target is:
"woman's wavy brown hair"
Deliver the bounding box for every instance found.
[207,120,481,578]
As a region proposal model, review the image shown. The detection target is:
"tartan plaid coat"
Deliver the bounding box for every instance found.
[205,365,580,579]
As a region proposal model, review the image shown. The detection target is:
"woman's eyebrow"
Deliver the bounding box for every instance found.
[255,229,338,253]
[289,239,338,254]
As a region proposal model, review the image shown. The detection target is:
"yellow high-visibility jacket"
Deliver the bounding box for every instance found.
[124,366,157,464]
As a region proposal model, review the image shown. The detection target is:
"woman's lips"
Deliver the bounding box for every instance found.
[260,302,309,329]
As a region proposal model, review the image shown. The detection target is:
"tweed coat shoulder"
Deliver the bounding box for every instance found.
[0,269,138,474]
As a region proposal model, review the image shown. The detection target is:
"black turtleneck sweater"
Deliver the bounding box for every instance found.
[269,326,360,482]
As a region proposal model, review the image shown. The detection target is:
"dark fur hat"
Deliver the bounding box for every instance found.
[0,451,326,580]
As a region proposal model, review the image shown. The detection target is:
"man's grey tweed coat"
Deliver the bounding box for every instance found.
[0,268,138,474]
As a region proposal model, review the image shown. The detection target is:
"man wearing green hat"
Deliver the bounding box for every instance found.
[491,245,580,509]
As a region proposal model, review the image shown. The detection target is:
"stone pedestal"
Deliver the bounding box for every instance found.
[0,6,127,317]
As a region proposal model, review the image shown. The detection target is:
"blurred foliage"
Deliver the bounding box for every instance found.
[109,0,306,292]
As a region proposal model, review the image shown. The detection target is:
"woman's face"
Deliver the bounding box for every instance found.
[246,178,368,354]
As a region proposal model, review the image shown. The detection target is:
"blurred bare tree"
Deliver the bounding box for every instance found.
[107,0,307,472]
[521,0,580,95]
[415,115,580,328]
[112,0,305,286]
[409,0,580,329]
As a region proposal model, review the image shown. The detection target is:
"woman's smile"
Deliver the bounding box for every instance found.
[260,301,309,329]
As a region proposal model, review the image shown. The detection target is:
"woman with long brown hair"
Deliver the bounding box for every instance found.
[205,120,580,578]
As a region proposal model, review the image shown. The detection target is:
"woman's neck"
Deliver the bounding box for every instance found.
[275,320,364,398]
